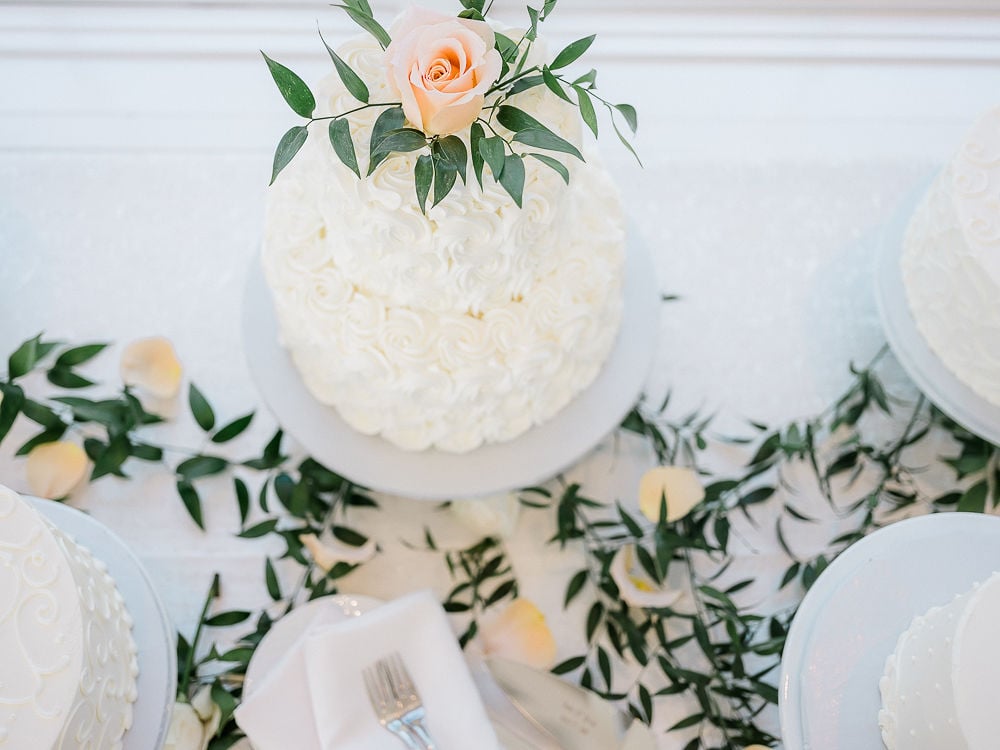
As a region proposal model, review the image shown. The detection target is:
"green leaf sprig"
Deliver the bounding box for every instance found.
[261,0,638,211]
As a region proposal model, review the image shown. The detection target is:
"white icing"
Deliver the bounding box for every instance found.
[263,34,625,452]
[901,106,1000,407]
[0,486,138,749]
[878,572,1000,750]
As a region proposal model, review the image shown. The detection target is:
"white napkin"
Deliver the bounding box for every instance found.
[235,590,500,750]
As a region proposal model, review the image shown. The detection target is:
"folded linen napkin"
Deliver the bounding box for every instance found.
[235,590,500,750]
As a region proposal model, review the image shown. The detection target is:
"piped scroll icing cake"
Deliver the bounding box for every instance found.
[0,485,139,749]
[878,572,1000,749]
[901,106,1000,406]
[262,15,627,454]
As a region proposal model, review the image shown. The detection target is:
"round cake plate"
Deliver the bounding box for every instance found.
[875,178,1000,445]
[28,497,177,750]
[242,233,661,500]
[778,513,1000,750]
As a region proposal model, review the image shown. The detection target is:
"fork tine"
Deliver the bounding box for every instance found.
[387,652,415,696]
[363,666,380,709]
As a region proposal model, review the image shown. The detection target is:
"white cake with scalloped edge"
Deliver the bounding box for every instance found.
[0,485,139,750]
[262,32,625,453]
[901,106,1000,407]
[878,572,1000,749]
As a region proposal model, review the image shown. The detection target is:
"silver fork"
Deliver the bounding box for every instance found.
[377,652,437,750]
[363,662,421,749]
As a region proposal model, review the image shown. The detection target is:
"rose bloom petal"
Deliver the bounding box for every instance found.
[300,532,377,570]
[479,599,557,669]
[638,466,705,524]
[120,336,183,399]
[385,6,501,135]
[26,441,88,500]
[449,492,520,539]
[164,702,206,750]
[610,545,683,610]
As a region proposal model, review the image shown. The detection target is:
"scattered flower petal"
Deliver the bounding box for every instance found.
[120,336,183,399]
[638,466,705,523]
[479,599,557,669]
[449,492,520,539]
[190,686,222,750]
[610,545,683,610]
[300,532,376,570]
[25,441,87,499]
[164,702,206,750]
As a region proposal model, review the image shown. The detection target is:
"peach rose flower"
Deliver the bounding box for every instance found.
[385,7,502,136]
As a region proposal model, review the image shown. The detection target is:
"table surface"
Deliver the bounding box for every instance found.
[3,1,1000,747]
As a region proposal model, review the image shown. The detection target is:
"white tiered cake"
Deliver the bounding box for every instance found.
[901,106,1000,407]
[0,485,139,750]
[263,34,625,454]
[878,572,1000,749]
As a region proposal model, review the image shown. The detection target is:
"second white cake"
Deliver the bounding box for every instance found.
[878,572,1000,749]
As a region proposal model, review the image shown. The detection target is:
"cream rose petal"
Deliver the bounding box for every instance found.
[449,492,520,539]
[25,441,88,500]
[300,532,377,570]
[120,336,183,399]
[638,466,706,524]
[164,702,206,750]
[479,599,557,669]
[610,545,683,610]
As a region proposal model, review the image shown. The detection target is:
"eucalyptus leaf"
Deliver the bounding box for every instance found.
[0,383,24,442]
[368,106,406,175]
[615,102,638,133]
[528,154,569,185]
[498,154,525,207]
[261,53,316,118]
[91,434,131,480]
[470,122,486,187]
[542,67,572,102]
[212,412,254,443]
[432,155,457,207]
[550,34,596,70]
[372,128,427,156]
[332,4,391,49]
[329,118,360,178]
[414,154,433,214]
[55,343,107,368]
[513,128,583,160]
[177,455,229,481]
[435,135,468,182]
[575,86,598,138]
[270,125,309,186]
[47,366,94,389]
[188,383,216,432]
[495,33,520,64]
[16,426,67,457]
[318,28,369,103]
[8,335,43,379]
[479,136,506,178]
[496,106,582,160]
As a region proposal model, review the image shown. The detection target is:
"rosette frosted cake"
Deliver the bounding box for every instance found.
[0,484,139,749]
[878,572,1000,750]
[901,106,1000,406]
[262,7,627,453]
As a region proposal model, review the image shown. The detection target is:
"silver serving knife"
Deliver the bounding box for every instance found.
[487,658,625,750]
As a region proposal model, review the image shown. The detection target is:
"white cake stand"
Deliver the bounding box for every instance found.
[29,497,177,750]
[875,179,1000,445]
[779,513,1000,750]
[242,234,661,500]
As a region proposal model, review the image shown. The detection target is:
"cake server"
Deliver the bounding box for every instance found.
[486,657,624,750]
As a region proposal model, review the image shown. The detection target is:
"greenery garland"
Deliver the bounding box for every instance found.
[0,333,997,749]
